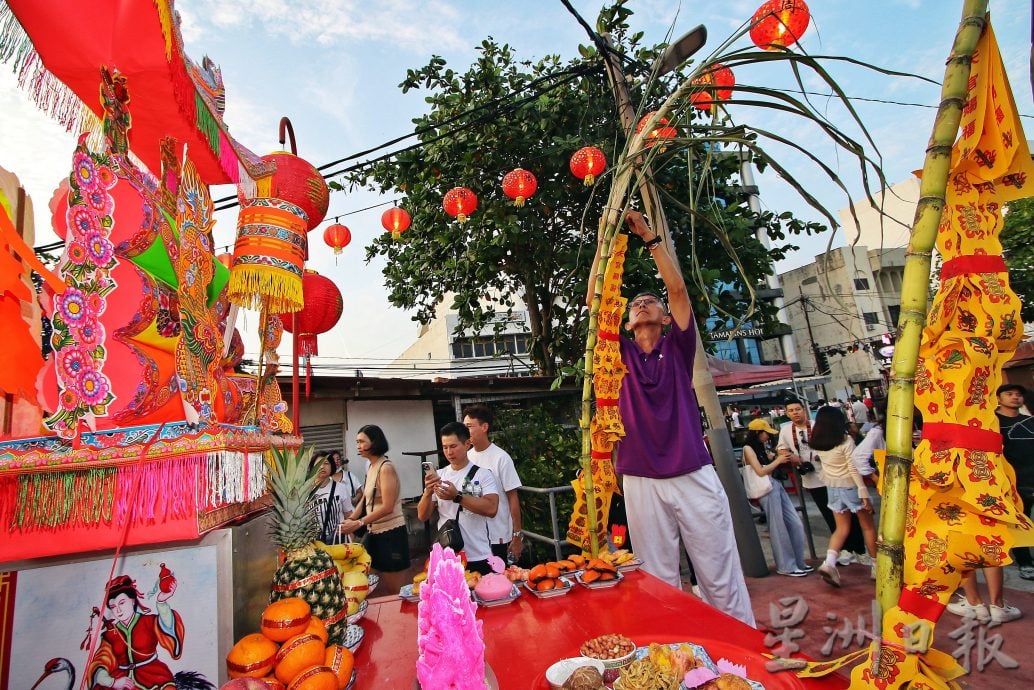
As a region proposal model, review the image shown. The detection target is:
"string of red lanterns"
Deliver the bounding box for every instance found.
[749,0,811,50]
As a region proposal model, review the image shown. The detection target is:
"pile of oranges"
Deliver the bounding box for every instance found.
[225,597,354,690]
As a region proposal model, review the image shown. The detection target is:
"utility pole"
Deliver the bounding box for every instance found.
[598,30,769,577]
[799,289,830,399]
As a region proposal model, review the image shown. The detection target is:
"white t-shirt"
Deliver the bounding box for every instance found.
[851,425,885,477]
[467,443,522,543]
[852,400,870,424]
[776,421,827,490]
[313,478,354,544]
[432,462,499,562]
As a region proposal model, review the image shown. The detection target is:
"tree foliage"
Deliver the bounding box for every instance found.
[1002,196,1034,322]
[340,3,824,375]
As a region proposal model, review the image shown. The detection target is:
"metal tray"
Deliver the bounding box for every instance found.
[616,558,644,573]
[524,576,574,598]
[575,570,623,589]
[398,583,421,603]
[474,582,522,607]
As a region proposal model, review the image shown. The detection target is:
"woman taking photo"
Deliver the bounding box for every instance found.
[741,419,811,577]
[340,425,410,594]
[810,406,878,587]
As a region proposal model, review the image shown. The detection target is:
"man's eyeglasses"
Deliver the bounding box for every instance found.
[629,297,662,309]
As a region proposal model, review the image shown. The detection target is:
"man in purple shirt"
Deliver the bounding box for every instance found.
[587,210,754,626]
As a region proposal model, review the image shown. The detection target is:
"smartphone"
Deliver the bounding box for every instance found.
[421,461,438,478]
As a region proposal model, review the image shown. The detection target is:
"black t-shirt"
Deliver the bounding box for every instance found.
[997,412,1034,490]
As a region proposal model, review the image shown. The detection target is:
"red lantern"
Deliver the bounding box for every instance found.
[277,270,342,398]
[443,187,478,223]
[259,151,330,231]
[569,146,607,186]
[690,64,735,112]
[750,0,811,50]
[381,207,412,240]
[323,223,351,255]
[635,112,678,147]
[501,168,538,206]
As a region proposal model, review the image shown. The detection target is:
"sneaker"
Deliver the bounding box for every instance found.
[946,594,990,623]
[989,603,1022,625]
[777,569,810,577]
[837,550,855,566]
[856,553,874,567]
[818,562,841,587]
[1018,566,1034,580]
[799,564,815,573]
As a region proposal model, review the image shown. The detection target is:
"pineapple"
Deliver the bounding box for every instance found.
[267,444,349,644]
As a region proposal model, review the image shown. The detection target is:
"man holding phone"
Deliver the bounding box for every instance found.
[417,422,500,575]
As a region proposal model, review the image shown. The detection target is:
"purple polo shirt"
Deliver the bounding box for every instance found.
[616,319,711,478]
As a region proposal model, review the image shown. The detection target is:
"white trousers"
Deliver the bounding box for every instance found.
[624,467,756,627]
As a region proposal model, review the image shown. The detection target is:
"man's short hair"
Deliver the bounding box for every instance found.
[784,397,804,409]
[996,383,1027,397]
[462,404,495,429]
[440,421,470,443]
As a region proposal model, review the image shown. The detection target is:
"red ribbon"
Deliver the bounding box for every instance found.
[940,254,1007,280]
[898,587,947,622]
[597,329,620,341]
[921,422,1002,454]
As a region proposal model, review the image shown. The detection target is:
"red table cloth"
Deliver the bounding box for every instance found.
[352,570,847,689]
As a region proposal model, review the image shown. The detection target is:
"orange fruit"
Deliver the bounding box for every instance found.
[324,644,355,689]
[262,598,312,642]
[556,560,575,571]
[536,579,556,591]
[528,564,547,583]
[582,570,601,584]
[226,633,279,679]
[569,554,586,566]
[287,665,338,690]
[275,633,326,685]
[305,617,329,644]
[545,564,560,579]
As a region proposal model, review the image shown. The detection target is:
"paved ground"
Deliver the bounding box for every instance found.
[689,495,1034,688]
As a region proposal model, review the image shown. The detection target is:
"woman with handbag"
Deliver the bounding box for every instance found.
[742,419,811,577]
[340,425,410,594]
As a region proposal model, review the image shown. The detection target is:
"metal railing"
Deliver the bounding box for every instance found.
[516,484,574,561]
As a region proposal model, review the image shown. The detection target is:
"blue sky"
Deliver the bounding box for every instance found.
[2,1,1032,366]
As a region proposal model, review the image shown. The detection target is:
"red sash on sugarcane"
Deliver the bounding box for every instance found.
[567,234,626,550]
[791,21,1034,689]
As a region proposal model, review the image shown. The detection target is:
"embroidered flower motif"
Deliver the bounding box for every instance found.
[85,187,114,216]
[73,315,104,348]
[86,292,105,316]
[59,389,79,411]
[72,151,98,191]
[96,164,116,188]
[79,370,110,406]
[58,288,89,324]
[69,206,101,236]
[57,346,93,383]
[85,232,114,265]
[66,241,89,266]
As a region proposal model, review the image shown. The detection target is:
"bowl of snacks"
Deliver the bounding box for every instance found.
[544,657,606,690]
[579,634,636,682]
[611,658,680,690]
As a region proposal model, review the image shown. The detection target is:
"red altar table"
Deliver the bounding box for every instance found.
[353,570,847,689]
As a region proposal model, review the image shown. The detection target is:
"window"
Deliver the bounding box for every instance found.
[863,312,880,326]
[451,334,531,360]
[888,304,901,326]
[854,277,870,290]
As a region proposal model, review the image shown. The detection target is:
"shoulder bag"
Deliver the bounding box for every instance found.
[436,464,480,552]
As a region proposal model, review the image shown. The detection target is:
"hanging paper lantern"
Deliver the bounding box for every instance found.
[216,252,234,269]
[690,64,735,111]
[227,198,308,313]
[442,187,478,224]
[258,151,330,231]
[323,223,351,255]
[278,270,343,357]
[381,207,412,240]
[749,0,811,50]
[501,168,538,206]
[569,146,607,186]
[635,112,679,147]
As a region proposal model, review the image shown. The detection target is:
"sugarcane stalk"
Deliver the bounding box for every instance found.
[877,0,987,621]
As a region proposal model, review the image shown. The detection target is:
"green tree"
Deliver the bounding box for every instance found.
[1002,196,1034,322]
[340,5,822,376]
